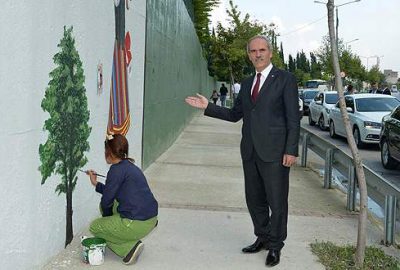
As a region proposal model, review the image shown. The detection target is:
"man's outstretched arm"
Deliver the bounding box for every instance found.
[185,93,243,123]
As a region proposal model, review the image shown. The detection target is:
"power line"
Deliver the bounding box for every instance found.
[279,15,327,37]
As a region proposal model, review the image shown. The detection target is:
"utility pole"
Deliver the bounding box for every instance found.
[315,0,361,52]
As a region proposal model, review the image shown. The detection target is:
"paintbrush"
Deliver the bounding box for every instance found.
[79,169,106,178]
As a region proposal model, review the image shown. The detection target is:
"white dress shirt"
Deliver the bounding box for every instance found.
[251,64,273,95]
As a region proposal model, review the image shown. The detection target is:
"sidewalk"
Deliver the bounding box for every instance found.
[43,114,398,269]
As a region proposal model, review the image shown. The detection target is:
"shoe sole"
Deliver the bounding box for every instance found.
[123,242,144,265]
[266,261,280,267]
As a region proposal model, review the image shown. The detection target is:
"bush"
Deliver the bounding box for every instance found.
[310,241,400,270]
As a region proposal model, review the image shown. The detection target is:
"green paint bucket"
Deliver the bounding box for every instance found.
[81,237,106,265]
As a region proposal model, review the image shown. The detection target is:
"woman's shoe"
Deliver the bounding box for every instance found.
[123,240,144,265]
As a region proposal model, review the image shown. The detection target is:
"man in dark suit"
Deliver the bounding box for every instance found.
[185,35,299,267]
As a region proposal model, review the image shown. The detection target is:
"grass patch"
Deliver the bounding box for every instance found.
[310,241,400,270]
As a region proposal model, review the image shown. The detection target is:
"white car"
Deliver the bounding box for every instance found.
[328,94,400,147]
[299,98,303,119]
[309,91,339,130]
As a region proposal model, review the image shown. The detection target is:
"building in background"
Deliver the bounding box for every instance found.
[384,69,398,85]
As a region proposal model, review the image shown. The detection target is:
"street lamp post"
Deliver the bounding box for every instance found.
[314,0,361,50]
[344,38,359,50]
[361,55,384,70]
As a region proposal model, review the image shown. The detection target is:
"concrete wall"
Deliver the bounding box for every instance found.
[0,1,146,269]
[143,0,215,168]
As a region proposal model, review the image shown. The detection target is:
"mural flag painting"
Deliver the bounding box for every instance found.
[107,0,130,136]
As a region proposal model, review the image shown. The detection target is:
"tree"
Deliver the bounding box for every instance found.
[193,0,220,46]
[208,1,286,82]
[315,35,366,86]
[209,0,266,82]
[296,50,310,73]
[326,1,368,267]
[39,26,91,247]
[268,24,285,69]
[366,65,385,85]
[310,52,322,79]
[288,54,296,73]
[279,42,285,69]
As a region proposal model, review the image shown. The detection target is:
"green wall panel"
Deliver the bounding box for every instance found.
[143,0,215,168]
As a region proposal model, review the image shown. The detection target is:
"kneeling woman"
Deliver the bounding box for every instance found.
[86,134,158,265]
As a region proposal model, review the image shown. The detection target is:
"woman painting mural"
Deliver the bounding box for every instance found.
[86,134,158,265]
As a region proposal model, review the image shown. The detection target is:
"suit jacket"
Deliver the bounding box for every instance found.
[205,67,300,162]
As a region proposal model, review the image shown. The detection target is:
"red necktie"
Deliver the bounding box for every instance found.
[251,73,262,102]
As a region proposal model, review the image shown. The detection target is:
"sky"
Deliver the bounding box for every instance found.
[210,0,400,73]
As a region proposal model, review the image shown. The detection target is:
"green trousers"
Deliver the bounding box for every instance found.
[89,203,157,258]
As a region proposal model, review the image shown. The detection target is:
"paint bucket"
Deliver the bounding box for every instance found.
[81,237,106,265]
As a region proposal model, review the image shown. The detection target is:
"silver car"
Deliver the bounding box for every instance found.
[309,91,339,130]
[328,94,400,147]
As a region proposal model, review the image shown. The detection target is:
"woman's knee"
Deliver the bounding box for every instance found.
[89,218,102,235]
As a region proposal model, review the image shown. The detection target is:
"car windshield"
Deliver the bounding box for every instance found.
[303,91,318,99]
[325,93,339,104]
[355,98,400,112]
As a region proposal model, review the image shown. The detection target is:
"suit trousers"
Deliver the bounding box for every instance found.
[242,149,290,250]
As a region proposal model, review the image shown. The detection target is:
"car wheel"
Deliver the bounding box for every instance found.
[308,115,315,126]
[329,121,337,138]
[381,139,399,169]
[318,115,326,131]
[353,127,364,148]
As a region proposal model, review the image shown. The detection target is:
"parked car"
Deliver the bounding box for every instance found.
[391,85,400,99]
[301,89,319,116]
[308,91,339,130]
[328,94,400,148]
[299,97,303,120]
[380,105,400,169]
[298,88,304,100]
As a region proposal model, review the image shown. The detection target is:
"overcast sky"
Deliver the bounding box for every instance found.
[210,0,400,72]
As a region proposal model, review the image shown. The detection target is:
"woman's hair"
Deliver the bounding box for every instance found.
[104,134,135,162]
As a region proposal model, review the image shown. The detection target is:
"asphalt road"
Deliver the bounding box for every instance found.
[300,116,400,188]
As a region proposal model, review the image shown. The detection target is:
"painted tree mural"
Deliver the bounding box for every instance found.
[39,26,91,247]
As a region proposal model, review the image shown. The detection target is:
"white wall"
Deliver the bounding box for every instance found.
[0,1,146,269]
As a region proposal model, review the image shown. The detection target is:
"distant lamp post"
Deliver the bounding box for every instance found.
[344,38,359,50]
[360,56,374,71]
[361,55,384,70]
[375,55,384,68]
[314,0,361,49]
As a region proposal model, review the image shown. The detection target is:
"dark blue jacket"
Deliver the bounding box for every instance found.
[95,159,158,220]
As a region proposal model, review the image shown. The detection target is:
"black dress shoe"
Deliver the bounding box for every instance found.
[242,239,268,253]
[266,249,280,267]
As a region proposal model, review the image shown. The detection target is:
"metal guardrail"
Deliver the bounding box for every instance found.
[300,127,399,245]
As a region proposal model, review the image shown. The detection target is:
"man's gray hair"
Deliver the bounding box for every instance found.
[247,35,273,53]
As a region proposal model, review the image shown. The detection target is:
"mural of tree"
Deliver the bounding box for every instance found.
[39,26,91,247]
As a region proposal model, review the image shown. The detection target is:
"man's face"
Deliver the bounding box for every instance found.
[247,38,272,72]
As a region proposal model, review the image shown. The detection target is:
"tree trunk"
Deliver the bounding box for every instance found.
[65,181,73,247]
[327,1,368,267]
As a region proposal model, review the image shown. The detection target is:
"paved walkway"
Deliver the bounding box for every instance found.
[43,114,398,269]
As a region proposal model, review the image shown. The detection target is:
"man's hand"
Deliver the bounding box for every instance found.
[185,94,209,110]
[282,154,297,167]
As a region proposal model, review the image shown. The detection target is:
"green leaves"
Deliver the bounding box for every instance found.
[193,0,220,45]
[310,241,400,269]
[315,35,368,87]
[207,0,269,81]
[39,26,91,195]
[366,66,385,85]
